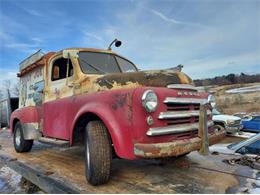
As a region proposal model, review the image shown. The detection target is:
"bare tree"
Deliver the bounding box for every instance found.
[0,89,3,101]
[12,81,20,97]
[3,80,11,90]
[0,79,19,98]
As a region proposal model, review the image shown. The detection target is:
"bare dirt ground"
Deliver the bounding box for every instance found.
[206,82,260,114]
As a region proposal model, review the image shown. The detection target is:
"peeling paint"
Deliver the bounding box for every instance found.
[18,48,194,105]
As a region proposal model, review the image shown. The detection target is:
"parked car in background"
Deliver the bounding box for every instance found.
[211,133,260,156]
[212,109,243,134]
[241,115,260,133]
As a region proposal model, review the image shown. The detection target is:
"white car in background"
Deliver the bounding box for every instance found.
[212,109,243,134]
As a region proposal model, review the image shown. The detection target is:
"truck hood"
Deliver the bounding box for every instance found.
[213,115,241,123]
[94,69,193,89]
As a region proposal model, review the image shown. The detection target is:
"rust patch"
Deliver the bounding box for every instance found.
[96,70,192,89]
[134,130,225,158]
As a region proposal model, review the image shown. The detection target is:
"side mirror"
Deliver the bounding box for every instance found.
[115,40,122,47]
[107,39,122,50]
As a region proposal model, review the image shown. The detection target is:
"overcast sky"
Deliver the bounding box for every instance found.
[0,0,259,83]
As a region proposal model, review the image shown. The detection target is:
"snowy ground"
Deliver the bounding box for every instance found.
[0,164,26,193]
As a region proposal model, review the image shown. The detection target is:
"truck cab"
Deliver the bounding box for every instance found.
[10,40,225,185]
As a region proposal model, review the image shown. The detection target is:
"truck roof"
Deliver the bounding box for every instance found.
[18,48,119,77]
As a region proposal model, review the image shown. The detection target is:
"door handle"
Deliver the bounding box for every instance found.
[68,83,80,89]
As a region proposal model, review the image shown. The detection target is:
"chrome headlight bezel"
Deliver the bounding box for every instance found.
[207,94,216,108]
[226,119,235,125]
[142,90,158,113]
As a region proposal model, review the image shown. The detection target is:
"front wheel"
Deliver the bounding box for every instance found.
[213,124,224,133]
[85,121,112,185]
[13,122,33,153]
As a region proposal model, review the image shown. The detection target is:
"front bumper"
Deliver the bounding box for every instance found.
[225,124,243,133]
[134,130,225,158]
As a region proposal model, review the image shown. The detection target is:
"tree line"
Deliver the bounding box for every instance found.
[194,73,260,86]
[0,80,19,101]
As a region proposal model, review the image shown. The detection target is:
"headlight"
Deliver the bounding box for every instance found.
[142,90,158,112]
[227,119,235,125]
[207,95,216,108]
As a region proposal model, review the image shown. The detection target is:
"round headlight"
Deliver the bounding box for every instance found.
[208,95,216,108]
[142,90,158,112]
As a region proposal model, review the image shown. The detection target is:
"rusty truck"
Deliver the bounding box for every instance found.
[10,39,225,185]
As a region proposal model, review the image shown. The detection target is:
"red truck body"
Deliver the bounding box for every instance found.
[10,46,225,185]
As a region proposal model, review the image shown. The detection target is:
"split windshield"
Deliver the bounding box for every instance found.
[212,109,221,115]
[78,51,137,74]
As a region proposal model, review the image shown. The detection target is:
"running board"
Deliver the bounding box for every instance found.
[38,137,70,147]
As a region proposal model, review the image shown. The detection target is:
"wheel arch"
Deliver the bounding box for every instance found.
[213,120,226,128]
[70,104,134,159]
[10,117,20,134]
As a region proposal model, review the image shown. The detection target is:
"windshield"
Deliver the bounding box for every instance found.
[212,108,221,115]
[78,51,137,74]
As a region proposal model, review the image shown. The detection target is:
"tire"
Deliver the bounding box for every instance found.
[13,122,33,153]
[213,124,224,133]
[85,120,112,185]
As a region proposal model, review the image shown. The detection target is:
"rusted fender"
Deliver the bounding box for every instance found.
[69,89,136,159]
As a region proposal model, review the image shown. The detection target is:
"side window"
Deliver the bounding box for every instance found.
[253,116,260,121]
[238,140,260,155]
[51,57,73,81]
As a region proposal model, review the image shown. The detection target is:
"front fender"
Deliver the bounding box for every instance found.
[70,90,136,159]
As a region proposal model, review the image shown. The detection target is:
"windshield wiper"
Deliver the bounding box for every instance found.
[79,58,106,74]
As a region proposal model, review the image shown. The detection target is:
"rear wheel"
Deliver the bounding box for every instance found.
[85,120,112,185]
[13,122,33,152]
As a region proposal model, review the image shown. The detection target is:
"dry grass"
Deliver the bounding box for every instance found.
[208,82,260,114]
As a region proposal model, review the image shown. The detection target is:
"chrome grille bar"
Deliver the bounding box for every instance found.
[167,84,197,91]
[146,121,214,136]
[158,110,212,119]
[164,97,207,105]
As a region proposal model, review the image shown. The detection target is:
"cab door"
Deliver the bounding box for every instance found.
[43,55,74,139]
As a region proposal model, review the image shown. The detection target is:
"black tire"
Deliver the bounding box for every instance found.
[85,120,112,185]
[13,122,33,153]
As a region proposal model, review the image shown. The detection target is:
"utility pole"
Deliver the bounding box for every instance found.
[7,88,12,127]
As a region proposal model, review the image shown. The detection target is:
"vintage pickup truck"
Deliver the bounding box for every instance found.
[10,39,225,185]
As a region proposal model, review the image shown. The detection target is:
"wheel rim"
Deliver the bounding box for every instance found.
[15,128,21,146]
[214,126,221,133]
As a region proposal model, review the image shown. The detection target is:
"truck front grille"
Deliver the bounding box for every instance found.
[146,97,213,136]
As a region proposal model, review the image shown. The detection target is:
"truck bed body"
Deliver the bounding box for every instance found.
[0,129,258,193]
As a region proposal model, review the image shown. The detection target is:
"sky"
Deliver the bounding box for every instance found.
[0,0,259,84]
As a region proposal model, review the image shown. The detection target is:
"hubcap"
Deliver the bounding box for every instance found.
[15,128,21,146]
